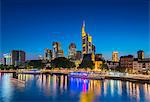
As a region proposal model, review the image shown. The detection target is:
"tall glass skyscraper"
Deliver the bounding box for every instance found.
[81,21,95,55]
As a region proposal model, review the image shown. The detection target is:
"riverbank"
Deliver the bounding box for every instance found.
[1,70,150,83]
[105,75,150,83]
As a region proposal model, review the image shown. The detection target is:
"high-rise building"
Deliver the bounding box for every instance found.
[68,43,76,60]
[52,42,61,59]
[92,44,96,54]
[11,50,26,66]
[137,50,144,60]
[44,48,52,61]
[3,53,12,65]
[95,54,103,61]
[82,21,95,55]
[112,51,119,62]
[57,50,64,57]
[76,51,82,60]
[52,42,64,59]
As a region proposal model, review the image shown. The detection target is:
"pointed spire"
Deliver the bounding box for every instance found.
[83,20,85,28]
[82,20,85,34]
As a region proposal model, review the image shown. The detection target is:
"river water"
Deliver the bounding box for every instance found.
[0,73,150,102]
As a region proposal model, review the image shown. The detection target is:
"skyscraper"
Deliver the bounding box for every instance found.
[11,50,26,66]
[3,53,12,65]
[82,21,95,55]
[95,54,103,61]
[52,42,64,59]
[52,42,61,59]
[112,51,119,62]
[137,50,144,60]
[76,51,82,60]
[68,43,76,60]
[57,50,64,58]
[44,48,52,61]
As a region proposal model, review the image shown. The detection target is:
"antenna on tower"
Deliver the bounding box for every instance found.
[83,20,85,27]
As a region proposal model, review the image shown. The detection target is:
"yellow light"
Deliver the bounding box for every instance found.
[82,32,86,37]
[88,36,92,42]
[82,44,86,47]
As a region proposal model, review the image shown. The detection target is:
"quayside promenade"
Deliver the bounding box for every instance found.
[1,69,150,83]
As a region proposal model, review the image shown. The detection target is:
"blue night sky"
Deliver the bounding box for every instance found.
[1,0,150,60]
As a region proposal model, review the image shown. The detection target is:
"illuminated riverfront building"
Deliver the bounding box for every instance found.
[52,42,64,59]
[133,58,150,73]
[68,43,76,61]
[82,21,95,55]
[107,61,119,69]
[137,50,144,60]
[44,48,52,61]
[112,51,119,62]
[11,50,26,66]
[120,55,134,69]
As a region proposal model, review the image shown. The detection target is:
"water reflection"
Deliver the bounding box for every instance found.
[0,73,150,102]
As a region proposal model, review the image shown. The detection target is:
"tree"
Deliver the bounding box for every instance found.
[79,60,95,69]
[101,63,109,71]
[51,57,76,69]
[28,60,45,69]
[115,67,126,72]
[0,64,4,70]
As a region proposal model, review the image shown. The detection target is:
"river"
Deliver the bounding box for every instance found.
[0,73,150,102]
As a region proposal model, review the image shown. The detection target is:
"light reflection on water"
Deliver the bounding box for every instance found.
[0,73,150,102]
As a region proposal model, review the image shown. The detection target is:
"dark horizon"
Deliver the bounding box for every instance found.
[1,0,150,60]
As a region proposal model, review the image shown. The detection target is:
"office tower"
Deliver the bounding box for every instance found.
[11,50,26,66]
[95,54,103,61]
[57,50,64,57]
[52,42,61,59]
[44,48,52,61]
[82,21,95,55]
[68,43,76,60]
[82,53,95,62]
[76,51,82,60]
[112,51,119,62]
[52,42,64,59]
[137,50,144,60]
[92,44,96,54]
[3,53,12,65]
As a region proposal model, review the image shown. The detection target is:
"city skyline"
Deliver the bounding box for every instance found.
[1,0,150,60]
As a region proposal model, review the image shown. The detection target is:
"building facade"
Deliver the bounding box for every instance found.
[57,50,64,58]
[11,50,26,66]
[52,42,64,59]
[82,21,95,55]
[137,50,144,60]
[107,61,119,69]
[44,48,52,61]
[112,51,119,62]
[95,54,103,61]
[133,58,150,73]
[120,55,134,68]
[3,53,12,65]
[68,43,76,60]
[76,51,82,60]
